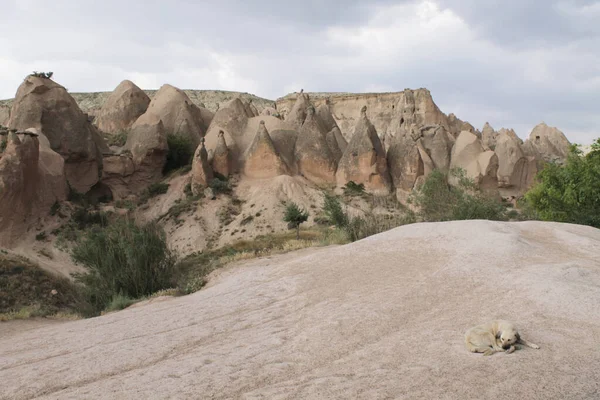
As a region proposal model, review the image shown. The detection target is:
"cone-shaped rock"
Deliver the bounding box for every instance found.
[243,121,290,179]
[481,122,497,149]
[213,130,233,177]
[143,84,207,148]
[0,130,67,246]
[294,105,337,185]
[316,99,339,133]
[326,127,345,163]
[287,91,310,129]
[95,80,150,134]
[387,134,424,203]
[525,122,571,164]
[191,138,213,194]
[494,131,530,193]
[8,75,102,193]
[336,106,391,194]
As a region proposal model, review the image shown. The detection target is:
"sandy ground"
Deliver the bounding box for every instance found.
[1,220,600,400]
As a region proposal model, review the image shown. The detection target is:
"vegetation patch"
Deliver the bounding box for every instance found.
[163,134,194,175]
[343,181,366,197]
[0,253,82,320]
[105,130,128,147]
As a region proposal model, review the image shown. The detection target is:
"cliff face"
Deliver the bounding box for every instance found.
[276,89,454,141]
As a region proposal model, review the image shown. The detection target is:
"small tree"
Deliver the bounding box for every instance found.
[283,202,309,239]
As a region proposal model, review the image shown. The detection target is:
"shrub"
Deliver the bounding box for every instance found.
[163,134,195,174]
[525,140,600,228]
[210,177,232,195]
[105,293,136,312]
[410,169,507,222]
[71,219,177,314]
[283,203,309,239]
[35,232,47,241]
[323,194,349,228]
[106,131,128,147]
[343,181,366,196]
[49,201,60,216]
[139,182,170,204]
[344,212,416,242]
[71,208,109,230]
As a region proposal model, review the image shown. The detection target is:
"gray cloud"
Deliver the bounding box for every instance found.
[1,0,598,143]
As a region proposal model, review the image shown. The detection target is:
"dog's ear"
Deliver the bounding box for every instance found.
[496,331,502,340]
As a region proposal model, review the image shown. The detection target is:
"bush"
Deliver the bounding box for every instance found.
[105,293,136,313]
[71,208,109,230]
[71,219,177,314]
[344,212,416,242]
[139,182,170,204]
[283,203,309,239]
[410,169,507,222]
[343,181,366,196]
[163,134,195,175]
[210,177,232,195]
[323,194,349,228]
[525,140,600,228]
[106,131,128,147]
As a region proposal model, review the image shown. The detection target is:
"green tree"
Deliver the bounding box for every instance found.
[323,193,349,228]
[283,203,309,239]
[525,140,600,228]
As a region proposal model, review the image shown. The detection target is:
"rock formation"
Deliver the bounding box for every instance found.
[450,131,499,191]
[102,112,168,198]
[494,131,533,194]
[0,105,9,126]
[286,91,310,129]
[336,106,391,194]
[191,138,213,194]
[212,130,232,177]
[141,84,209,148]
[414,125,453,172]
[0,130,68,247]
[243,121,289,179]
[8,75,103,193]
[95,80,150,134]
[278,89,450,142]
[326,127,346,163]
[316,99,339,133]
[481,122,497,150]
[525,122,571,164]
[447,113,475,137]
[294,106,337,185]
[388,135,423,202]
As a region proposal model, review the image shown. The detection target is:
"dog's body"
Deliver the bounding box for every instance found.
[465,320,540,356]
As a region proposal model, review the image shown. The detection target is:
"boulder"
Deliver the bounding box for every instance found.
[191,139,213,194]
[8,75,103,193]
[142,84,208,148]
[243,121,290,179]
[95,80,150,134]
[0,131,68,247]
[295,105,337,185]
[525,122,571,164]
[450,131,499,190]
[336,106,391,194]
[212,130,232,177]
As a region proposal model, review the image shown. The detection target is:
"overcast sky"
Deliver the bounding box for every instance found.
[1,0,598,143]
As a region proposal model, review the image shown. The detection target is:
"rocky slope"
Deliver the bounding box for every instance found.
[1,220,599,399]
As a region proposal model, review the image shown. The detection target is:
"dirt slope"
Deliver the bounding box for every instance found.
[1,220,599,399]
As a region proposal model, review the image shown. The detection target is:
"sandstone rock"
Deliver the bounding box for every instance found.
[387,135,423,203]
[277,89,450,142]
[0,131,68,247]
[95,80,150,134]
[212,130,232,177]
[243,121,289,179]
[102,112,168,198]
[481,122,497,150]
[286,91,310,129]
[260,107,281,118]
[447,113,474,137]
[316,100,339,133]
[295,106,337,185]
[326,127,345,163]
[142,84,208,148]
[8,76,103,193]
[525,122,571,164]
[0,105,9,126]
[450,131,499,190]
[417,125,452,172]
[494,131,529,193]
[191,139,213,194]
[336,106,391,194]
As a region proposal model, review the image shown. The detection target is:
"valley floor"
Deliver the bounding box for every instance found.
[1,221,599,400]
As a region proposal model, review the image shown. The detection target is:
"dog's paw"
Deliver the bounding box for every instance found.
[531,344,540,349]
[483,350,494,356]
[505,346,516,354]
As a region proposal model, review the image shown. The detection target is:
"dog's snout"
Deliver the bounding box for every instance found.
[502,343,510,349]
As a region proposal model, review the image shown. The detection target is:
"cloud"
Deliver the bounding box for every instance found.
[0,0,598,143]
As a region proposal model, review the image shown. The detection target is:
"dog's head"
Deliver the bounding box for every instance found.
[496,329,520,349]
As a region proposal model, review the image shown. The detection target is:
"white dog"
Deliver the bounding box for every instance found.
[465,320,540,356]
